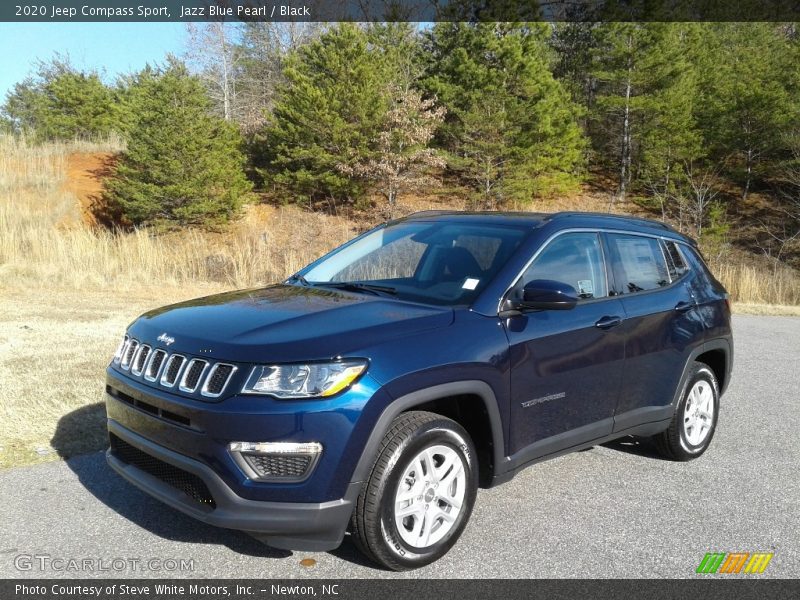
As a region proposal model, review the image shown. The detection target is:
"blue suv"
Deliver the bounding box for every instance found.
[105,211,733,570]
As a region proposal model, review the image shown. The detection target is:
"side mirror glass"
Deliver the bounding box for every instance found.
[519,279,579,311]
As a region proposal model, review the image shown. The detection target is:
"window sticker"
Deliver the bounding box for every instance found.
[577,279,594,297]
[462,278,480,290]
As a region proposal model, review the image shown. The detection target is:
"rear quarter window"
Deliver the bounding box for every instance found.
[661,240,690,281]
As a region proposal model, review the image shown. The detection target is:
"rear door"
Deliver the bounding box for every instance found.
[503,231,626,457]
[603,233,705,430]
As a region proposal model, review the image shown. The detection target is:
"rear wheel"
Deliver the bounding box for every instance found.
[349,411,478,570]
[654,363,720,460]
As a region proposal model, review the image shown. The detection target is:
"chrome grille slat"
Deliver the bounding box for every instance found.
[121,340,139,370]
[131,345,151,376]
[144,349,167,382]
[113,335,129,364]
[201,363,237,398]
[160,354,186,387]
[179,359,208,393]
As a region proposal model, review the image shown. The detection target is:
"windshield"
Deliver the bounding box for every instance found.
[297,221,529,306]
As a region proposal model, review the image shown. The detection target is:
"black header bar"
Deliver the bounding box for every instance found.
[3,0,800,22]
[4,579,800,600]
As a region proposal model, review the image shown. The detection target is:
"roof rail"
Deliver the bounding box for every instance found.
[544,211,676,232]
[403,210,456,218]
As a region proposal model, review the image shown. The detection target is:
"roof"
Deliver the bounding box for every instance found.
[399,210,548,227]
[399,210,692,243]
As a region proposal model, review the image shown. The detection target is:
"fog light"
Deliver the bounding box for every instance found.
[229,441,322,482]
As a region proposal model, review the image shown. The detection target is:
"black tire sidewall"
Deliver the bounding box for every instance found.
[376,421,478,568]
[677,365,720,456]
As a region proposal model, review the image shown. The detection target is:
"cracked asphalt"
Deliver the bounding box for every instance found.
[1,315,798,578]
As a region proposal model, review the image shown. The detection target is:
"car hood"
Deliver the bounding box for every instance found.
[126,284,454,362]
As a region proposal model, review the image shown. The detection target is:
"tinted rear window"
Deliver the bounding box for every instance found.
[662,240,689,281]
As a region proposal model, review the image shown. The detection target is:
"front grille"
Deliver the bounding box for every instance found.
[242,453,313,479]
[145,349,167,381]
[113,335,129,363]
[131,345,151,376]
[121,340,139,369]
[180,359,207,392]
[202,364,235,397]
[161,355,185,387]
[114,338,238,399]
[109,433,215,508]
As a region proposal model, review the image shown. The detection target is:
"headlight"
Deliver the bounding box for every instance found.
[241,360,367,399]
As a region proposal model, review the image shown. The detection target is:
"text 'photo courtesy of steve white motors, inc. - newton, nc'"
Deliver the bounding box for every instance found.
[13,4,312,19]
[14,583,338,597]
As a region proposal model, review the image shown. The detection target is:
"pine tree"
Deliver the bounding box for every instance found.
[259,24,391,206]
[423,22,585,208]
[105,61,252,229]
[697,23,796,201]
[589,23,703,206]
[1,56,122,141]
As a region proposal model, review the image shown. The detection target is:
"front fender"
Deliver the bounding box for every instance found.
[349,380,507,486]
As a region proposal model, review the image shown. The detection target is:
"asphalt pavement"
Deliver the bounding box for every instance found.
[1,314,798,578]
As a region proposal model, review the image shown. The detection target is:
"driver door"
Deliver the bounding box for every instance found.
[502,232,626,457]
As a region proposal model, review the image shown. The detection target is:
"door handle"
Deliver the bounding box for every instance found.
[595,316,622,329]
[674,301,695,313]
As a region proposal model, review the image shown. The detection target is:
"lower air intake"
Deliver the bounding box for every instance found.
[109,434,216,509]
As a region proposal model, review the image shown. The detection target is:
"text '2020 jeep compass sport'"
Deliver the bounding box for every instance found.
[105,211,733,570]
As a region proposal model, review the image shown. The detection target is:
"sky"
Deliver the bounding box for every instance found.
[0,23,186,99]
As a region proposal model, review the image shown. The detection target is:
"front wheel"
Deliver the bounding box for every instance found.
[349,411,478,570]
[654,362,720,461]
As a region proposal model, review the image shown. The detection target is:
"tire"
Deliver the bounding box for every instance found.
[349,411,478,571]
[654,362,720,461]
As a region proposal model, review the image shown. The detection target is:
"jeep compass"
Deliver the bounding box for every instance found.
[105,211,733,570]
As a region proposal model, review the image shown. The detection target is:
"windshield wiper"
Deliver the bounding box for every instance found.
[287,273,311,286]
[315,282,398,297]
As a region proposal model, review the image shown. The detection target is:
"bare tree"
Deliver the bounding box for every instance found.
[756,129,800,269]
[683,160,722,238]
[338,87,446,217]
[616,33,634,207]
[185,22,242,122]
[236,22,323,133]
[778,129,800,220]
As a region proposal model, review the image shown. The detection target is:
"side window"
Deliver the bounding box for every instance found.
[661,240,690,281]
[518,232,608,300]
[607,234,670,293]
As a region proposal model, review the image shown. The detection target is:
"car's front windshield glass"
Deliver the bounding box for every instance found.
[299,220,529,306]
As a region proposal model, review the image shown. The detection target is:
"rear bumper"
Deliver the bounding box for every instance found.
[106,420,358,551]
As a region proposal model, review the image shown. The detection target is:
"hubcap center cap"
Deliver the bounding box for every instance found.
[424,488,435,503]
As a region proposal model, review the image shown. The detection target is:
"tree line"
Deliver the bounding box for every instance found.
[2,22,799,255]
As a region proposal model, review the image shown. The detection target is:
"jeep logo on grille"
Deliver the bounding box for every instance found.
[157,333,176,346]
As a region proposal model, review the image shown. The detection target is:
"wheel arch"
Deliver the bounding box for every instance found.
[670,338,732,411]
[694,344,730,395]
[350,381,505,489]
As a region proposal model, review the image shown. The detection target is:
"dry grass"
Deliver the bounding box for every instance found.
[732,302,800,316]
[2,134,800,469]
[0,288,212,469]
[0,134,357,291]
[711,262,800,307]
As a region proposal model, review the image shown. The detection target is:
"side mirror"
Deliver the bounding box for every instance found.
[519,279,579,311]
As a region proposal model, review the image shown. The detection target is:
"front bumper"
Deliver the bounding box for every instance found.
[107,420,358,551]
[104,367,389,551]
